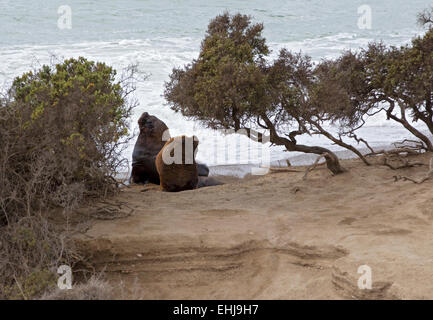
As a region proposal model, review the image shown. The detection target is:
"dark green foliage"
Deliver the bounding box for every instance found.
[166,13,269,130]
[331,27,433,151]
[165,12,346,174]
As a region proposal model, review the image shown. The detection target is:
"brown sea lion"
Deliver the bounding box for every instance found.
[131,112,210,184]
[155,135,199,192]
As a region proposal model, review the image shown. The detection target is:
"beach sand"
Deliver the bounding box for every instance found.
[74,153,433,299]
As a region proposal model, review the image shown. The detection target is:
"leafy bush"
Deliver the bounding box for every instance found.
[1,57,135,222]
[0,57,137,299]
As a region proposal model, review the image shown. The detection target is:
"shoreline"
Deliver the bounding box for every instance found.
[118,140,429,182]
[197,142,424,178]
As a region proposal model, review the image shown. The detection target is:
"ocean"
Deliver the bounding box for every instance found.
[1,0,432,176]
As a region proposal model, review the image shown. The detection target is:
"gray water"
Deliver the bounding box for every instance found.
[0,0,428,46]
[1,0,432,175]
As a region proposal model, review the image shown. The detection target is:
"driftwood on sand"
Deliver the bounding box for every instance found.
[394,157,433,184]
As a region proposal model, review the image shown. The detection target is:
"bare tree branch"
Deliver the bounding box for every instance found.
[394,157,433,184]
[303,153,328,180]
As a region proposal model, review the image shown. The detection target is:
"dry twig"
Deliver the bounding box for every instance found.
[267,167,303,173]
[393,157,433,184]
[303,153,328,180]
[366,139,427,170]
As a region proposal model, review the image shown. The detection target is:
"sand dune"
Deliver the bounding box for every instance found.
[74,153,433,299]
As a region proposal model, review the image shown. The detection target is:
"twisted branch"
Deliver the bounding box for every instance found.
[394,157,433,184]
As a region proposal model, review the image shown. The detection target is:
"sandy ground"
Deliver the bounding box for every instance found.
[74,153,433,299]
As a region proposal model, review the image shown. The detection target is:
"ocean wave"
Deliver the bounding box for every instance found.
[0,31,429,175]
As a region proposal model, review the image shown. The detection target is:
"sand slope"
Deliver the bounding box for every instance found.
[75,154,433,299]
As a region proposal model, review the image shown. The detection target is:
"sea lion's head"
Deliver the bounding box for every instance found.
[138,112,170,139]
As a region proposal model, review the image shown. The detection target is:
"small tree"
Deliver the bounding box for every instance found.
[165,12,346,174]
[307,51,375,165]
[266,49,373,166]
[341,24,433,151]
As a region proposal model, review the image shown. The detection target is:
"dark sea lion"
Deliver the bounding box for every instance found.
[197,162,210,176]
[155,135,199,192]
[131,112,170,184]
[131,112,210,184]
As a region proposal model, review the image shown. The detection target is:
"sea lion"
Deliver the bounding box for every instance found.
[131,112,210,184]
[131,112,170,184]
[155,135,199,192]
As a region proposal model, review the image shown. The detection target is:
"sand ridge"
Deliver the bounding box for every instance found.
[74,154,433,299]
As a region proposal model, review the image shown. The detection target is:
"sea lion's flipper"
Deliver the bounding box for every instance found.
[131,164,160,184]
[197,163,210,177]
[197,176,224,188]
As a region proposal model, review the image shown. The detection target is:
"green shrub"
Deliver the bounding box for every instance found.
[0,57,137,299]
[1,57,136,220]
